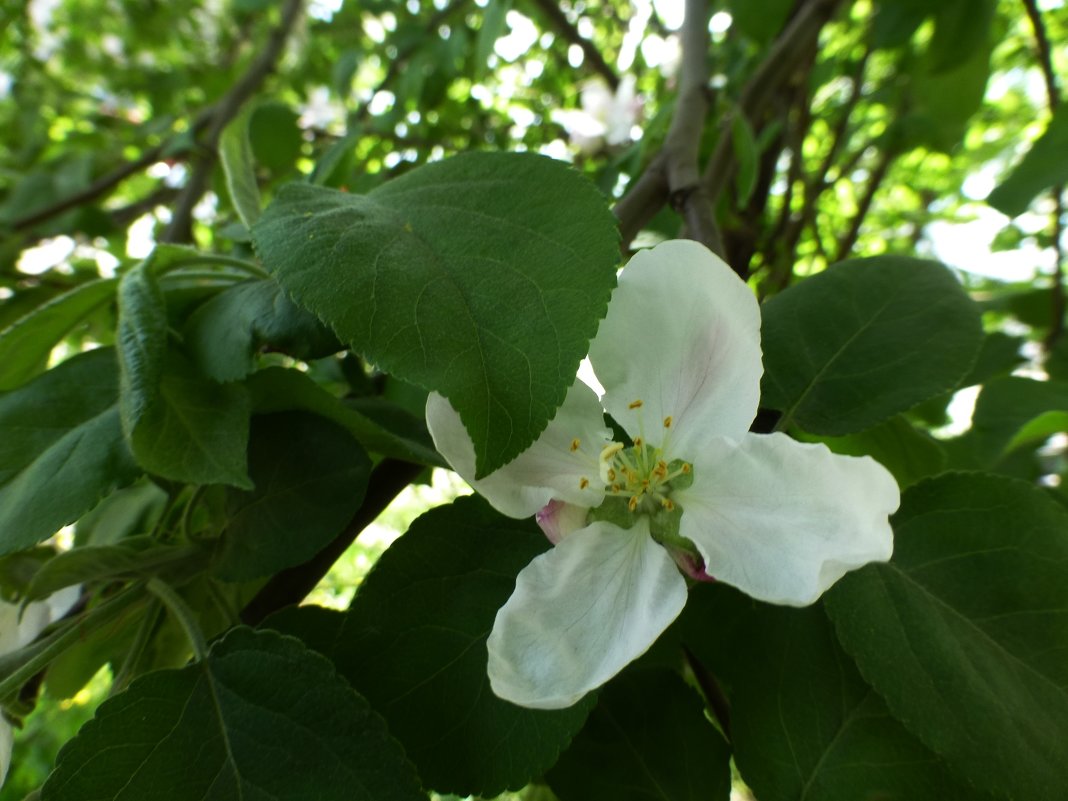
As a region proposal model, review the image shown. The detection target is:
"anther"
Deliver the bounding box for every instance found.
[661,498,675,511]
[628,496,639,511]
[633,437,643,448]
[607,468,617,482]
[600,442,624,461]
[663,416,673,428]
[628,399,644,409]
[681,463,692,474]
[570,438,581,452]
[579,477,590,489]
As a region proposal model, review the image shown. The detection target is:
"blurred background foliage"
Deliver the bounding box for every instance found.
[0,0,1065,797]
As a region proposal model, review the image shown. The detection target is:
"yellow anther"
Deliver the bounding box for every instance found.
[579,477,590,490]
[663,416,673,429]
[629,399,644,409]
[681,463,692,474]
[607,468,617,482]
[611,483,622,492]
[626,469,638,483]
[628,496,639,511]
[655,460,668,477]
[662,498,675,511]
[641,479,650,488]
[570,438,581,452]
[600,442,624,462]
[633,437,643,448]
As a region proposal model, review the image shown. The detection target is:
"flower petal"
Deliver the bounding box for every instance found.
[674,433,898,606]
[426,380,611,519]
[589,239,762,454]
[0,717,11,789]
[535,500,590,544]
[487,519,688,709]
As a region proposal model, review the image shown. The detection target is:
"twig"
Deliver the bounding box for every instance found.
[835,148,891,261]
[163,0,304,243]
[662,0,724,259]
[527,0,619,90]
[613,154,670,251]
[1022,0,1066,350]
[241,458,425,625]
[682,645,731,740]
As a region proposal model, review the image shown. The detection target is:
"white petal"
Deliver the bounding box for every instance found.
[534,500,590,544]
[487,519,688,709]
[0,716,10,789]
[426,381,611,519]
[589,239,762,455]
[674,433,898,606]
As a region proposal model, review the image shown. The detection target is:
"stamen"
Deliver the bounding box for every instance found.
[633,437,643,448]
[628,399,644,409]
[681,463,692,474]
[579,477,590,490]
[607,468,617,482]
[661,498,675,511]
[600,442,624,462]
[570,438,581,452]
[663,416,673,429]
[628,496,639,511]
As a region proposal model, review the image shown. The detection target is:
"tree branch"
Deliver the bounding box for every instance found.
[163,0,304,243]
[527,0,619,90]
[613,154,670,250]
[835,148,891,261]
[241,458,425,626]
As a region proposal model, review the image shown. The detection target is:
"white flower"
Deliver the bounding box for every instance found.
[551,76,641,154]
[0,586,79,787]
[426,240,899,709]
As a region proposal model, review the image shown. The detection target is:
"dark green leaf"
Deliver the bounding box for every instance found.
[0,348,139,556]
[245,366,442,465]
[960,330,1025,386]
[129,352,252,488]
[117,259,168,436]
[213,412,371,581]
[184,279,341,383]
[825,473,1068,801]
[476,0,511,75]
[249,101,303,174]
[727,0,793,43]
[988,105,1068,217]
[264,495,594,796]
[731,111,758,206]
[928,0,995,73]
[762,256,982,434]
[42,627,425,801]
[252,152,619,476]
[74,480,168,547]
[219,105,262,228]
[0,278,117,391]
[677,585,989,801]
[548,670,731,801]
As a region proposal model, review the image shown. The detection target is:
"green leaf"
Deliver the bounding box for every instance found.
[117,259,168,437]
[245,366,442,465]
[264,495,594,796]
[960,330,1025,386]
[945,376,1068,469]
[131,352,253,488]
[801,415,946,488]
[726,0,793,43]
[547,670,732,801]
[184,279,341,382]
[762,256,982,434]
[249,101,303,174]
[213,412,371,581]
[678,586,989,801]
[42,627,425,801]
[476,0,511,75]
[927,0,995,73]
[74,480,168,547]
[252,152,619,477]
[0,277,117,391]
[731,111,758,206]
[988,105,1068,217]
[824,473,1068,801]
[25,537,198,602]
[0,348,140,556]
[219,104,262,228]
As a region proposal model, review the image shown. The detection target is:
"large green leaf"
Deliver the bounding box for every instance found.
[184,279,341,383]
[264,495,594,796]
[988,104,1068,217]
[547,670,732,801]
[761,256,982,434]
[42,627,425,801]
[213,412,371,581]
[251,152,619,476]
[0,277,117,391]
[0,348,140,556]
[219,104,262,228]
[677,585,989,801]
[825,473,1068,800]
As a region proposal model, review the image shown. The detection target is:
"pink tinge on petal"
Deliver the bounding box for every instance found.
[667,546,717,583]
[535,500,589,544]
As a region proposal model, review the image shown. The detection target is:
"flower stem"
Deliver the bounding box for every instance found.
[147,578,208,662]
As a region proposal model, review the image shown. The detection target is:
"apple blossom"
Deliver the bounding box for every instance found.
[426,239,899,710]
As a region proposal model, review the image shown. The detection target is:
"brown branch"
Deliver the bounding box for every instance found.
[241,459,425,626]
[163,0,304,243]
[1021,0,1066,351]
[702,0,842,205]
[835,148,892,261]
[527,0,619,90]
[613,155,670,251]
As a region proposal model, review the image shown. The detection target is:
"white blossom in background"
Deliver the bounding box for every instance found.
[427,240,899,709]
[0,586,80,788]
[552,75,642,154]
